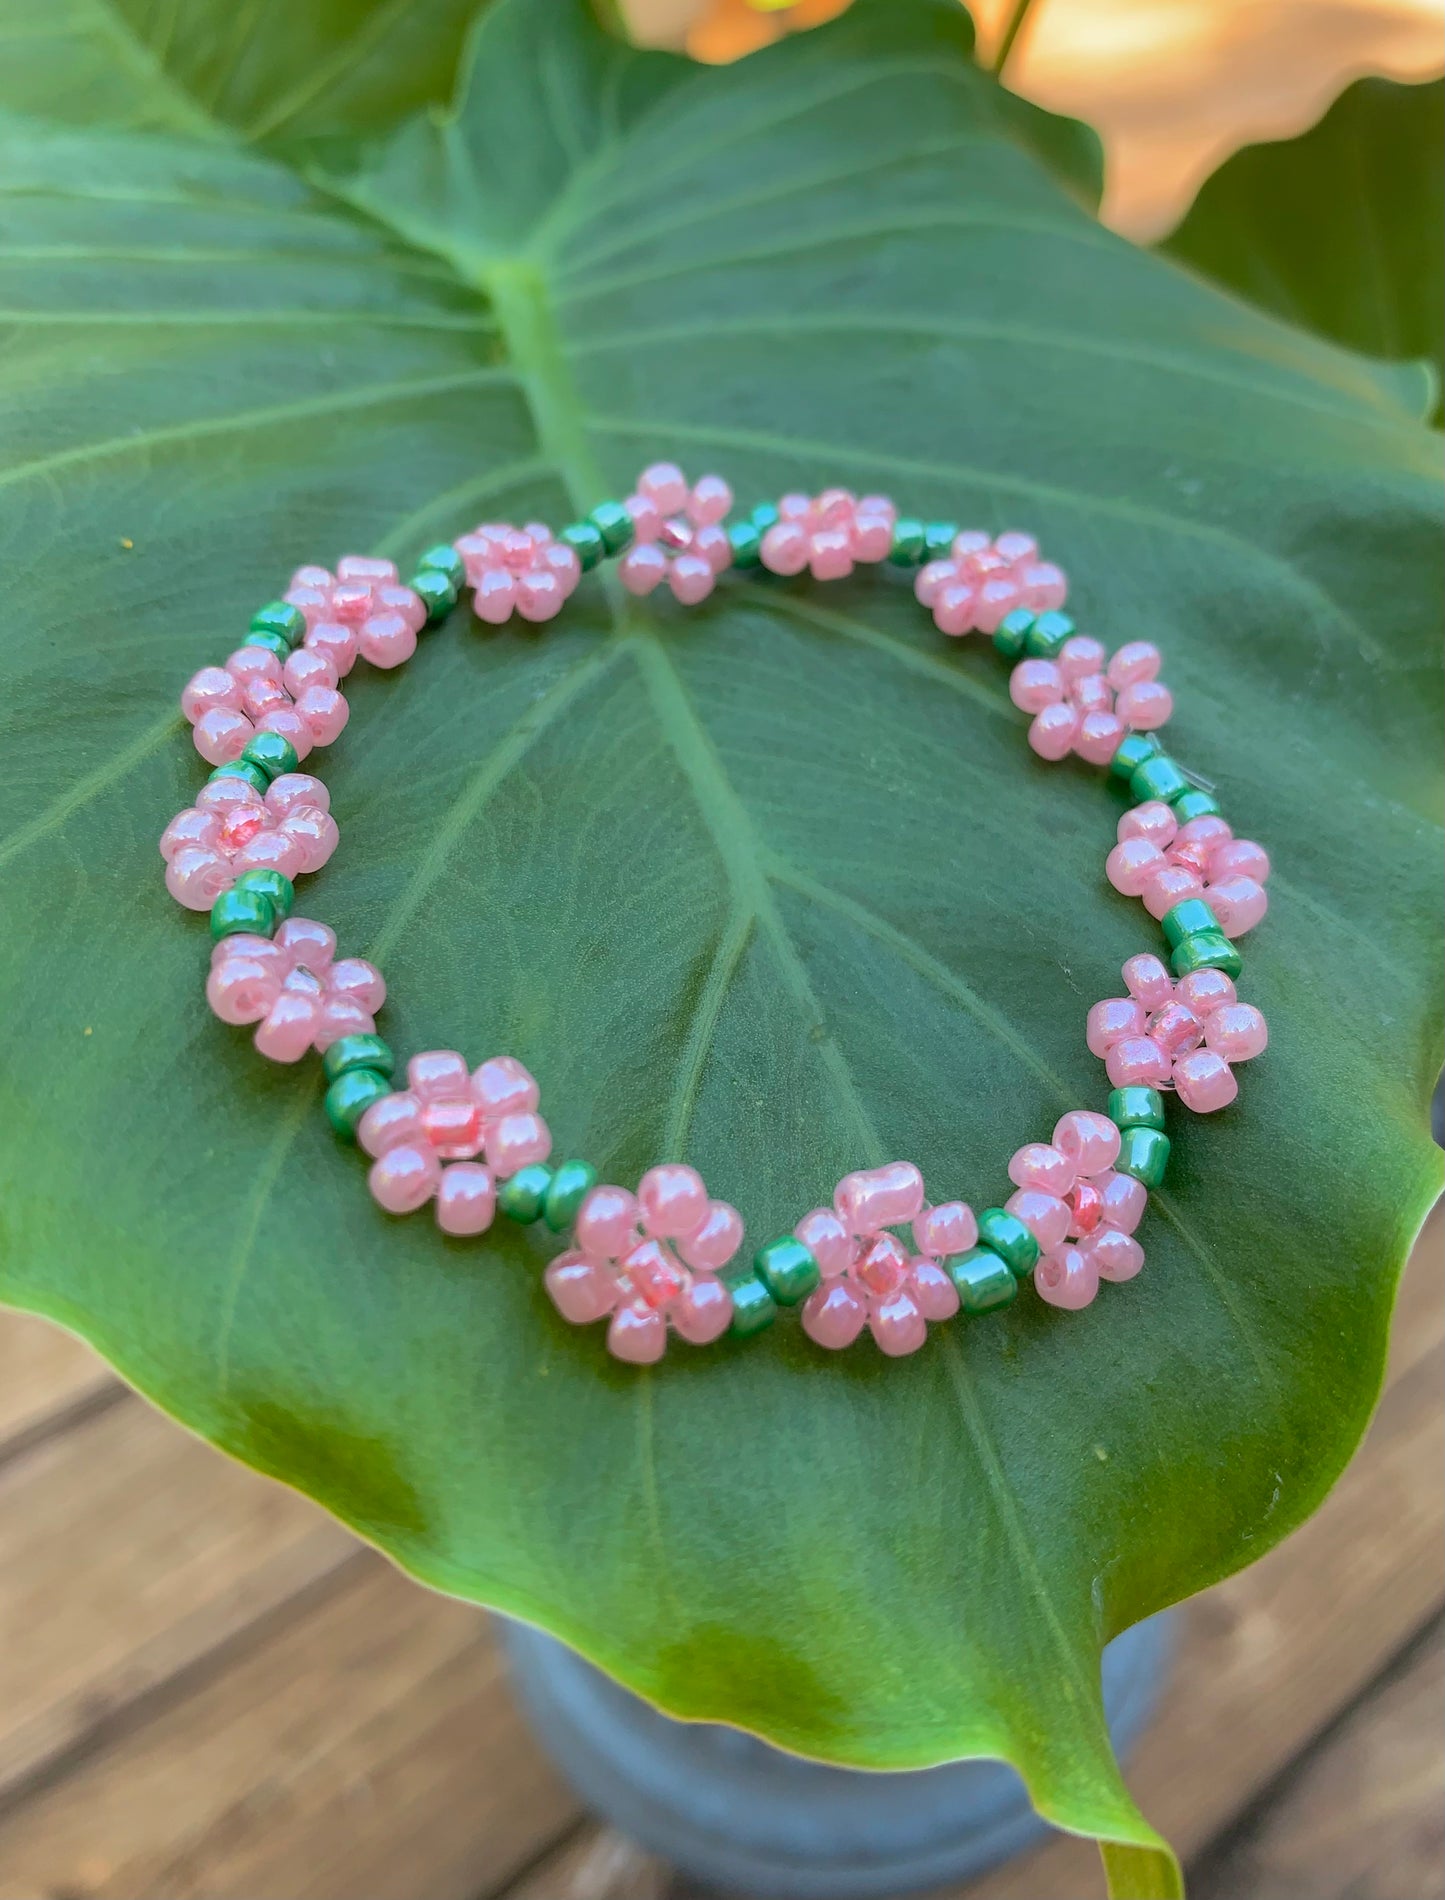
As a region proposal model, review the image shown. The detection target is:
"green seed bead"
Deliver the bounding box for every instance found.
[209,886,275,941]
[1108,1085,1166,1132]
[1172,787,1222,823]
[1170,931,1242,980]
[232,867,294,921]
[975,1208,1040,1279]
[1129,754,1190,806]
[325,1068,391,1139]
[240,731,299,782]
[544,1160,598,1233]
[727,1275,777,1338]
[498,1163,554,1224]
[728,520,763,568]
[750,501,781,533]
[753,1236,820,1306]
[561,521,607,571]
[922,520,958,559]
[1110,731,1163,781]
[589,500,634,555]
[1162,896,1222,949]
[1116,1125,1171,1189]
[249,601,306,648]
[322,1033,395,1083]
[209,760,269,795]
[1023,610,1074,659]
[412,570,459,623]
[889,518,926,566]
[947,1246,1018,1316]
[243,628,293,662]
[993,608,1035,659]
[417,544,466,590]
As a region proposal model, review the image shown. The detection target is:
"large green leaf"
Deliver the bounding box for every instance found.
[0,1,1440,1890]
[1164,76,1445,410]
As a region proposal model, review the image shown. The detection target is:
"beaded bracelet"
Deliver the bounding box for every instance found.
[160,467,1270,1366]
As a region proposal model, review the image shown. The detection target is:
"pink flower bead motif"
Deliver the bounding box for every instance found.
[618,464,734,605]
[917,530,1068,639]
[760,488,897,582]
[454,521,581,625]
[182,643,350,766]
[1007,1112,1147,1310]
[283,558,426,671]
[1014,639,1172,766]
[544,1165,745,1363]
[359,1053,551,1227]
[159,772,339,910]
[1086,954,1267,1111]
[798,1161,952,1355]
[1109,806,1271,938]
[206,918,385,1062]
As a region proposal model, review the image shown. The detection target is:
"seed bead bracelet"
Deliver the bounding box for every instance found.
[160,465,1271,1366]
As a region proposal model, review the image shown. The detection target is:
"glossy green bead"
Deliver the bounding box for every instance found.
[750,500,781,533]
[1162,897,1222,948]
[1170,931,1242,980]
[589,500,634,555]
[975,1207,1039,1278]
[728,520,763,568]
[412,570,459,623]
[240,731,299,782]
[1172,787,1221,823]
[993,608,1035,659]
[417,544,466,590]
[1129,754,1190,805]
[232,867,294,921]
[1116,1124,1171,1189]
[498,1163,554,1224]
[544,1160,598,1232]
[1108,1085,1166,1132]
[727,1275,777,1338]
[753,1236,820,1306]
[243,628,293,662]
[325,1068,391,1139]
[947,1246,1018,1316]
[1023,610,1074,659]
[209,886,275,941]
[209,760,269,795]
[322,1033,395,1082]
[888,518,926,566]
[922,520,958,559]
[249,601,306,648]
[561,521,607,570]
[1110,731,1162,781]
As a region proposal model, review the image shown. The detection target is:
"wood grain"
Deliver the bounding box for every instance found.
[0,1311,117,1464]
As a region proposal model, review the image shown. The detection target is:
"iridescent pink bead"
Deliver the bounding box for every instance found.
[1173,1048,1239,1113]
[1086,995,1146,1057]
[436,1163,496,1236]
[834,1162,925,1235]
[1207,876,1268,938]
[638,1163,709,1240]
[576,1185,640,1259]
[608,1302,667,1364]
[456,521,582,625]
[1115,679,1173,729]
[1052,1110,1120,1176]
[1107,837,1166,896]
[1119,802,1178,849]
[1089,956,1265,1109]
[913,1201,977,1260]
[795,1206,855,1278]
[370,1143,442,1216]
[1142,863,1203,919]
[678,1200,745,1272]
[360,1051,548,1222]
[1203,1002,1268,1062]
[1096,1169,1147,1234]
[1122,954,1175,1010]
[1035,1246,1099,1310]
[910,1258,960,1321]
[160,774,338,908]
[801,1278,868,1350]
[870,1289,928,1356]
[545,1252,619,1325]
[1084,1227,1144,1282]
[1106,642,1161,689]
[1008,1142,1075,1196]
[1009,659,1064,713]
[1006,1187,1070,1254]
[621,467,734,603]
[1106,1036,1172,1089]
[671,1275,734,1344]
[1028,702,1079,760]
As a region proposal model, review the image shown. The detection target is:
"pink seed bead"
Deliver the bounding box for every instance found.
[1020,562,1067,612]
[914,559,956,608]
[1075,712,1127,766]
[760,521,809,576]
[1173,1048,1239,1113]
[1085,1227,1144,1282]
[1207,876,1268,938]
[473,1055,539,1119]
[249,990,316,1062]
[1204,1002,1268,1062]
[1035,1247,1099,1310]
[315,994,374,1049]
[279,806,338,873]
[639,462,689,515]
[910,1259,960,1322]
[1177,967,1236,1016]
[1008,1142,1076,1196]
[193,705,254,765]
[777,492,811,522]
[369,1144,442,1215]
[869,1289,927,1357]
[181,666,242,724]
[1052,1110,1120,1176]
[268,773,329,819]
[1029,702,1079,760]
[678,1200,744,1272]
[1209,838,1269,884]
[234,828,306,880]
[282,649,337,696]
[672,1276,734,1345]
[409,1050,471,1102]
[694,523,733,574]
[295,685,349,746]
[1005,1187,1070,1255]
[1119,802,1178,849]
[1009,659,1064,713]
[1097,1169,1147,1234]
[851,512,894,562]
[473,568,518,620]
[809,528,853,582]
[546,1252,618,1324]
[206,955,281,1024]
[1058,636,1107,684]
[795,1207,855,1278]
[577,1185,640,1261]
[1087,995,1146,1056]
[638,1163,710,1241]
[1106,837,1166,896]
[993,530,1038,567]
[227,646,283,686]
[275,915,335,969]
[1072,674,1113,719]
[932,582,977,637]
[358,1092,424,1158]
[257,707,312,761]
[337,554,397,586]
[305,622,359,677]
[608,1302,667,1364]
[285,584,330,628]
[375,584,426,634]
[616,544,665,596]
[802,1278,869,1350]
[327,958,385,1013]
[668,553,715,605]
[625,494,662,544]
[913,1201,977,1260]
[1106,641,1161,689]
[834,1161,925,1235]
[1122,954,1174,1008]
[1116,679,1173,730]
[973,575,1022,633]
[1106,1036,1172,1089]
[358,612,417,669]
[160,807,219,863]
[1142,863,1203,919]
[517,569,565,622]
[436,1163,496,1236]
[687,473,733,525]
[486,1111,551,1177]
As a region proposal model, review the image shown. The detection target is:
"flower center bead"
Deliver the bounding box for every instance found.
[858,1234,909,1297]
[421,1098,483,1159]
[620,1239,686,1310]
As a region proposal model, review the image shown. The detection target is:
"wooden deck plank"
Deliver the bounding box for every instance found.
[0,1311,116,1462]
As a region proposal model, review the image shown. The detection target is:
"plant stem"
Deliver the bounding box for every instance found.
[991,0,1041,77]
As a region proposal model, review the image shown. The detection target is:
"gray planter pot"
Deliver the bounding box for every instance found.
[504,1611,1174,1898]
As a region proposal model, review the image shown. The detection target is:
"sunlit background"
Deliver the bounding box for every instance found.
[622,0,1445,234]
